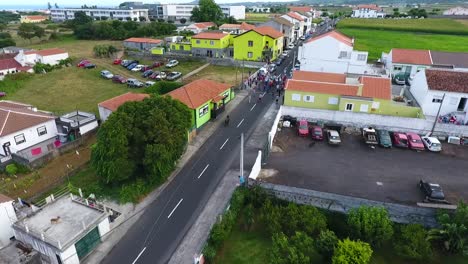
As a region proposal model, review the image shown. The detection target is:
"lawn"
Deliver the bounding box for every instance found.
[338,28,468,61]
[240,13,274,23]
[183,65,239,85]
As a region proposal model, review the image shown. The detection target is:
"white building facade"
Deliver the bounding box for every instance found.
[0,195,16,249]
[298,31,371,75]
[50,7,149,21]
[163,4,245,21]
[281,12,305,41]
[220,5,245,20]
[352,4,386,18]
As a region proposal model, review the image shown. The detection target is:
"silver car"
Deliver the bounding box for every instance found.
[100,70,114,79]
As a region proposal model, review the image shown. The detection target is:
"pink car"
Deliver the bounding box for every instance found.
[297,120,309,137]
[407,132,425,151]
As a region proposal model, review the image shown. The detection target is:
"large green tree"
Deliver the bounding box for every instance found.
[394,224,432,260]
[190,0,223,22]
[332,238,373,264]
[315,229,339,260]
[270,232,314,264]
[347,206,393,247]
[91,96,191,188]
[17,23,44,42]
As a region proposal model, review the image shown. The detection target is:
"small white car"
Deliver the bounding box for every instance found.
[287,43,295,49]
[100,70,113,79]
[127,78,144,88]
[166,60,179,68]
[299,36,306,41]
[281,50,289,57]
[131,65,144,72]
[327,130,341,145]
[421,136,442,152]
[145,81,155,87]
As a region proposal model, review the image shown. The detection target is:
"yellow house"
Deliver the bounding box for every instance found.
[20,15,48,23]
[190,32,231,58]
[233,26,284,62]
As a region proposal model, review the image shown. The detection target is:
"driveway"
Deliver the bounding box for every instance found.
[262,127,468,206]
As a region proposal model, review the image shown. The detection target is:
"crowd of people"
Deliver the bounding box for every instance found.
[244,67,288,105]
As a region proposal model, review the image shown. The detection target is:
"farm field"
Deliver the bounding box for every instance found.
[183,65,240,85]
[240,12,274,23]
[337,18,468,35]
[338,28,468,61]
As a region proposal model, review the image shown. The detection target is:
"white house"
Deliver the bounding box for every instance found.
[0,194,16,249]
[298,31,371,75]
[288,6,318,18]
[21,48,69,66]
[0,53,33,80]
[281,12,305,41]
[220,5,245,20]
[163,4,245,21]
[219,22,255,35]
[443,6,468,15]
[183,22,217,34]
[13,195,110,264]
[50,7,149,22]
[261,17,295,46]
[250,6,270,13]
[98,92,149,122]
[0,101,57,158]
[410,69,468,120]
[351,4,386,18]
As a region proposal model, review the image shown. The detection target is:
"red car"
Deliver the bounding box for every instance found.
[77,60,90,67]
[297,120,309,137]
[112,75,127,84]
[140,65,153,72]
[113,59,122,65]
[392,132,408,148]
[407,132,425,151]
[310,126,323,140]
[152,61,164,68]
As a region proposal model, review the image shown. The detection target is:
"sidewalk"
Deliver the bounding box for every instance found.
[83,88,249,264]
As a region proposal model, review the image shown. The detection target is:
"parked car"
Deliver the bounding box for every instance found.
[113,59,122,65]
[392,132,408,148]
[166,60,179,68]
[166,71,182,81]
[152,61,164,68]
[421,136,442,152]
[297,120,309,137]
[77,60,90,67]
[287,43,295,49]
[100,70,114,79]
[145,81,156,87]
[362,127,378,146]
[127,63,138,70]
[149,71,161,79]
[327,130,341,145]
[153,71,167,80]
[407,132,425,151]
[310,126,323,141]
[127,78,144,88]
[84,63,96,69]
[140,65,153,72]
[120,60,131,66]
[377,129,392,148]
[131,64,144,72]
[275,58,283,66]
[123,60,138,67]
[112,75,127,84]
[281,50,289,57]
[142,70,154,78]
[419,180,447,203]
[0,92,6,97]
[299,36,305,41]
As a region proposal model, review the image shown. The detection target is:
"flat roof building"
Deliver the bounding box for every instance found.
[50,7,149,22]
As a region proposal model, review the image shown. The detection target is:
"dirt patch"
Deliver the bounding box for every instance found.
[258,169,279,179]
[440,143,468,160]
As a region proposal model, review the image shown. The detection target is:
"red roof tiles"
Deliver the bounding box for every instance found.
[193,22,216,29]
[25,48,67,56]
[192,32,229,40]
[98,93,149,112]
[391,49,432,65]
[425,69,468,93]
[0,103,55,137]
[167,79,232,109]
[360,76,392,100]
[354,4,382,11]
[305,30,353,46]
[25,15,48,20]
[288,6,314,13]
[252,26,283,39]
[286,12,304,21]
[286,79,359,96]
[124,38,162,44]
[293,71,347,83]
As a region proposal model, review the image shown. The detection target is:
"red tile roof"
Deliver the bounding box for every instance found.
[286,79,359,96]
[252,26,283,39]
[360,76,392,100]
[286,12,304,21]
[391,49,432,65]
[305,30,353,46]
[292,71,347,83]
[219,23,240,29]
[288,6,314,13]
[98,92,150,112]
[124,38,162,44]
[425,69,468,93]
[0,57,21,71]
[240,22,255,31]
[0,193,13,203]
[25,15,48,20]
[0,104,55,137]
[25,48,67,56]
[192,32,229,40]
[354,4,382,11]
[167,79,232,109]
[193,22,216,29]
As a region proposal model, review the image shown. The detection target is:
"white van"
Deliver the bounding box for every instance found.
[421,136,442,152]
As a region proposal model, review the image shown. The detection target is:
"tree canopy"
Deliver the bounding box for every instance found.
[17,23,45,42]
[191,0,224,23]
[347,206,393,247]
[332,238,373,264]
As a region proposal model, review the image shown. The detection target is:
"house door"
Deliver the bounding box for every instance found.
[2,142,11,156]
[458,98,467,111]
[206,50,213,57]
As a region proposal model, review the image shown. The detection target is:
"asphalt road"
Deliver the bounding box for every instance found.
[102,51,295,264]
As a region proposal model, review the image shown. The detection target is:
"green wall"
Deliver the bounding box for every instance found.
[194,88,234,128]
[171,43,192,52]
[233,31,283,61]
[191,35,231,49]
[284,90,341,111]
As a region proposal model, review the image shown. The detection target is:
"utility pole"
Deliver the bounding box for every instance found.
[240,133,245,185]
[430,93,445,135]
[241,59,245,89]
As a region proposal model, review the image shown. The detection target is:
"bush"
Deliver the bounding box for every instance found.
[33,62,56,73]
[119,178,150,203]
[316,229,339,260]
[5,164,18,176]
[270,232,315,264]
[394,224,432,260]
[332,238,373,264]
[144,81,183,95]
[347,206,393,247]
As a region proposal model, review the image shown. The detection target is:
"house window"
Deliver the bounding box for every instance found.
[357,54,367,61]
[339,51,347,58]
[14,134,26,145]
[199,104,209,117]
[180,45,184,50]
[171,45,175,50]
[328,97,339,105]
[210,40,214,45]
[371,102,380,109]
[393,66,402,71]
[196,40,200,44]
[345,103,353,111]
[303,95,314,102]
[292,94,301,101]
[360,104,369,112]
[432,96,443,103]
[248,40,253,47]
[266,41,269,46]
[37,126,47,136]
[247,52,253,58]
[275,40,278,45]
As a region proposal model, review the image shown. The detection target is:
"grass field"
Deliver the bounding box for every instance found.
[338,28,468,61]
[337,18,468,35]
[183,65,239,85]
[240,13,274,23]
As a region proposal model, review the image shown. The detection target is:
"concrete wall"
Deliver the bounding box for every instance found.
[98,106,113,122]
[0,201,17,249]
[124,41,160,51]
[38,53,69,66]
[97,218,110,237]
[248,150,262,180]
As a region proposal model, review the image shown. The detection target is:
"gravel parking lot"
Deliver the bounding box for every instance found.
[261,127,468,206]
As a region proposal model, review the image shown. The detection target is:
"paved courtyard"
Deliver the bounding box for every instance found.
[261,127,468,206]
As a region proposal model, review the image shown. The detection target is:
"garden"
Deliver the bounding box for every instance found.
[204,187,468,264]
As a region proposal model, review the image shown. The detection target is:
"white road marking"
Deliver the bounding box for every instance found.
[237,118,245,128]
[198,164,210,179]
[167,198,183,219]
[250,104,256,111]
[219,138,230,150]
[376,182,383,186]
[132,247,147,264]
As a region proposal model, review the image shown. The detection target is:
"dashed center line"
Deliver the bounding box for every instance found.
[237,118,245,128]
[167,198,183,219]
[198,164,210,179]
[250,104,256,111]
[132,247,147,264]
[219,138,229,150]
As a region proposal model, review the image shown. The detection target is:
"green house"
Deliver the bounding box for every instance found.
[167,79,234,129]
[284,71,422,118]
[233,26,284,62]
[191,32,231,58]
